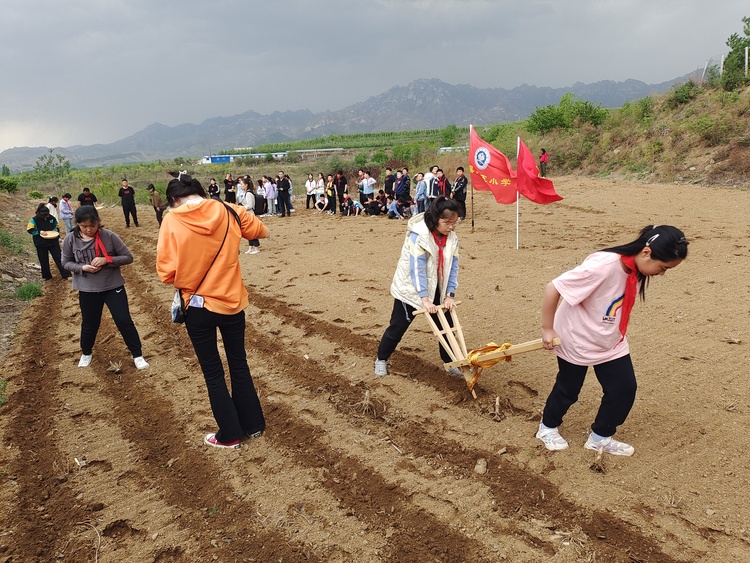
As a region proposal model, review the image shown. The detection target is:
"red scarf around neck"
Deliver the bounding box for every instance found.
[432,231,447,286]
[619,255,638,338]
[94,231,113,264]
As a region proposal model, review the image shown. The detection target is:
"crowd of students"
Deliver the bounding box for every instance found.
[212,165,470,221]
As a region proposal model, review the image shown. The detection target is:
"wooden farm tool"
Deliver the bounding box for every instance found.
[415,302,559,398]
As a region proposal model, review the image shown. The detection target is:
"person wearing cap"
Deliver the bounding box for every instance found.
[27,203,70,281]
[147,184,166,226]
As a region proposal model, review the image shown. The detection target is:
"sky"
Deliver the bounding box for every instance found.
[1,0,747,153]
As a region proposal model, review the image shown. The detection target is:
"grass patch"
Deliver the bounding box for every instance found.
[0,228,25,254]
[16,282,42,301]
[0,381,7,407]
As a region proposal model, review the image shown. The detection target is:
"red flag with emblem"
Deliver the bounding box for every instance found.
[469,126,518,204]
[516,139,563,204]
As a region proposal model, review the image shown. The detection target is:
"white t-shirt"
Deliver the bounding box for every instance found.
[552,251,636,366]
[305,179,316,195]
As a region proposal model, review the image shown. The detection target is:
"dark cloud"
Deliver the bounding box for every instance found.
[0,0,747,151]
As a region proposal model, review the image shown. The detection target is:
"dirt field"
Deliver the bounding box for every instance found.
[1,176,749,562]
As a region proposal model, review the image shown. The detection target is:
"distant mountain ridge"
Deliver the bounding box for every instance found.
[1,76,690,170]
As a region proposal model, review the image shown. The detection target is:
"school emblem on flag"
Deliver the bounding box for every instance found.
[473,146,490,170]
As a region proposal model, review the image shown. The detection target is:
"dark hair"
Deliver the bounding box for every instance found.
[603,224,689,300]
[63,192,72,199]
[424,196,460,230]
[73,205,102,236]
[48,196,59,204]
[83,188,91,193]
[147,183,155,190]
[166,171,206,207]
[456,166,464,172]
[35,203,50,217]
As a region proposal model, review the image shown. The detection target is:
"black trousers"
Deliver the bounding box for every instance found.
[154,207,164,226]
[79,286,142,357]
[185,307,265,442]
[123,204,139,227]
[36,243,69,280]
[541,354,637,438]
[377,291,453,364]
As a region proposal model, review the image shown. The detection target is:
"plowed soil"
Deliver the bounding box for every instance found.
[1,176,748,562]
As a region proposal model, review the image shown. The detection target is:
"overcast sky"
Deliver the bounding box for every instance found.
[1,0,747,153]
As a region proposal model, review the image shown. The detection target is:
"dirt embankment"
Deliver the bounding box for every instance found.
[1,177,749,562]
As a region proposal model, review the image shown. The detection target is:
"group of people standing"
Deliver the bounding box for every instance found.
[27,171,270,450]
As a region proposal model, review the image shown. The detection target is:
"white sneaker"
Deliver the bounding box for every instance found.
[245,247,259,254]
[584,434,635,456]
[374,359,388,377]
[78,354,92,368]
[535,423,569,451]
[134,356,150,370]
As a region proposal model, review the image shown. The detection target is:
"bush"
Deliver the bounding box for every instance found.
[666,81,701,109]
[371,150,388,167]
[354,152,369,167]
[0,229,25,254]
[527,93,607,134]
[0,380,7,407]
[28,189,44,199]
[16,282,42,301]
[0,177,17,193]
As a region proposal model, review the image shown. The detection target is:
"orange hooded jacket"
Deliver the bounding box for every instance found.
[156,198,268,315]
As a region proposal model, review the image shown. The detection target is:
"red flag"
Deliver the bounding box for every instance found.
[516,139,563,204]
[469,126,518,204]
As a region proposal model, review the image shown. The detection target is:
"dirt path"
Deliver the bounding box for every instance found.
[1,177,749,562]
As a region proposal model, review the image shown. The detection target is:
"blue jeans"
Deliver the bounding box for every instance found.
[185,307,265,442]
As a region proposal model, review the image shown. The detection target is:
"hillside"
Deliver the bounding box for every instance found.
[0,76,685,171]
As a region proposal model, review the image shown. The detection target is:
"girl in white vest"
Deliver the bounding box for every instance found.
[374,196,461,377]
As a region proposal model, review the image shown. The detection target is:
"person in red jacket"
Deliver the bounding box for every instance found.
[156,171,269,449]
[539,148,549,178]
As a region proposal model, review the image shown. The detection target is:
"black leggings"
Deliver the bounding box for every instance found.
[377,291,453,364]
[541,354,637,438]
[79,286,142,357]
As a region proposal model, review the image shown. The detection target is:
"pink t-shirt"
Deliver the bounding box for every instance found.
[552,251,637,366]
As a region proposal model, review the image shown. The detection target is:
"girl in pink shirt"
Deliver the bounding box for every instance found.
[536,225,688,457]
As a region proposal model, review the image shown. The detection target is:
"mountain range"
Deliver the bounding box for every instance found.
[2,76,692,170]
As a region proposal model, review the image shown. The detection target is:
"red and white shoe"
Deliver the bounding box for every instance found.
[204,433,240,449]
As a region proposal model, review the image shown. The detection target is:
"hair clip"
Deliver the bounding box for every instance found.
[645,234,660,247]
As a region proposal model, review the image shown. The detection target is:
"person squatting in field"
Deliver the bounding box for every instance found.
[535,225,689,457]
[374,196,462,377]
[156,171,268,449]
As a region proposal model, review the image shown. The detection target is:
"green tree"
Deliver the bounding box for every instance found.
[34,149,71,180]
[720,16,750,91]
[440,124,458,147]
[1,164,10,176]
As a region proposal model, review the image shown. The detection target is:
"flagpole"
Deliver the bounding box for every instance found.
[469,125,475,233]
[516,136,520,250]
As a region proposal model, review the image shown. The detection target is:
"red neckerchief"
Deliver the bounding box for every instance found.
[619,255,638,338]
[432,231,447,286]
[94,230,113,264]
